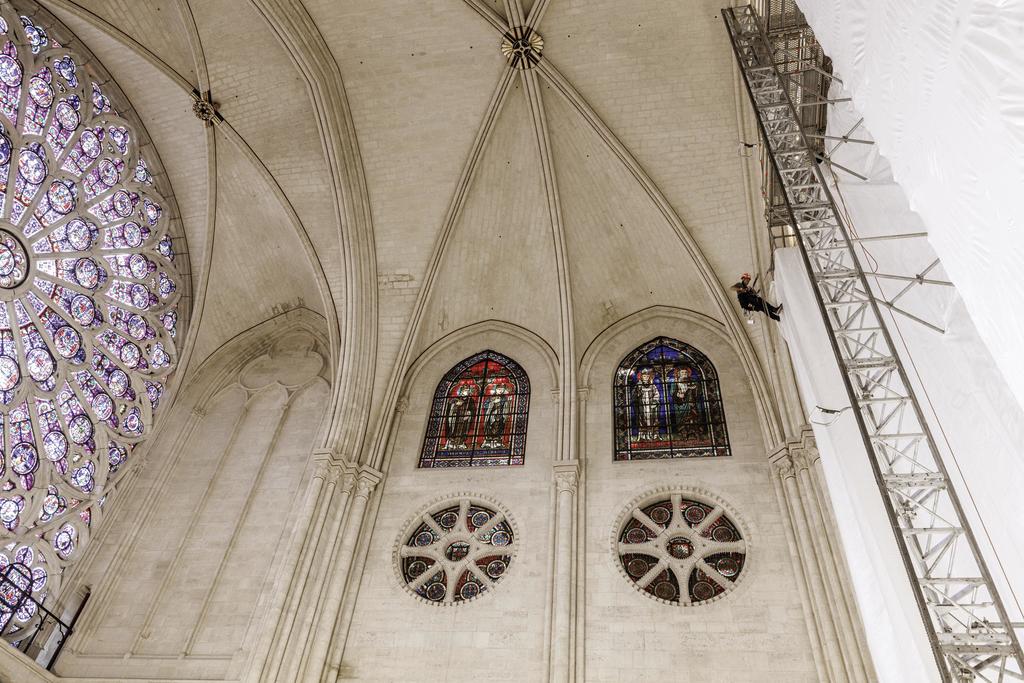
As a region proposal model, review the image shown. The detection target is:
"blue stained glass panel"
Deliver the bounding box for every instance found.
[613,337,730,461]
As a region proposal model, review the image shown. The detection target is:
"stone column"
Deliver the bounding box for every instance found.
[573,388,589,683]
[549,460,580,683]
[799,439,875,679]
[319,398,408,682]
[252,452,356,683]
[298,466,381,683]
[770,430,875,682]
[767,448,830,682]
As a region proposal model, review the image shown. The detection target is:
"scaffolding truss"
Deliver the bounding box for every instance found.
[723,6,1024,682]
[747,0,832,253]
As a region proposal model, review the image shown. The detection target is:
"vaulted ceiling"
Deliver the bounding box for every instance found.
[39,0,786,447]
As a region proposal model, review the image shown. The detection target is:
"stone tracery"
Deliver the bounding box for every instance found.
[396,495,516,605]
[615,491,748,606]
[0,7,181,631]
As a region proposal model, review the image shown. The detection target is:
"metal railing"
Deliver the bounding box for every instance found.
[0,563,81,671]
[724,5,1024,681]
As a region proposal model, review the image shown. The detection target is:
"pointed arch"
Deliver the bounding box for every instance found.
[614,337,730,461]
[419,350,530,468]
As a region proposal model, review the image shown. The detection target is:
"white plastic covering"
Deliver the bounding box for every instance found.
[796,0,1024,415]
[776,249,937,683]
[774,88,1024,681]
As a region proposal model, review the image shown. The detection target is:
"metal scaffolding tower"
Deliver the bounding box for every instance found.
[723,5,1024,682]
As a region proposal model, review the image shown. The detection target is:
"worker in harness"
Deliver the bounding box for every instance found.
[731,273,782,321]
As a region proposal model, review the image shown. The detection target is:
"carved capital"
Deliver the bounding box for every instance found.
[554,471,578,493]
[791,448,812,473]
[553,461,580,493]
[771,428,819,477]
[353,478,374,498]
[395,395,410,414]
[337,473,358,493]
[312,461,331,481]
[353,465,383,498]
[797,426,819,464]
[772,453,796,479]
[331,467,352,488]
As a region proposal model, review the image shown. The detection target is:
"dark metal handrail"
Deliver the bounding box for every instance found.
[0,563,83,671]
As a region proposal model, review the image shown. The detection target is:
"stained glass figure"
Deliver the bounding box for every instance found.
[0,10,181,618]
[419,351,528,468]
[613,337,730,461]
[616,493,747,605]
[398,496,515,604]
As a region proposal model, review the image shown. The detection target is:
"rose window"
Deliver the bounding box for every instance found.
[397,496,515,604]
[0,10,183,632]
[615,492,747,605]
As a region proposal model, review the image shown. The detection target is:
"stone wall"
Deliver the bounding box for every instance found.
[580,310,817,682]
[54,319,331,681]
[342,324,557,681]
[341,311,818,681]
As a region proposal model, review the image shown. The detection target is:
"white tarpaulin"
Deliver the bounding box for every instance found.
[776,248,937,683]
[774,85,1024,681]
[795,0,1024,415]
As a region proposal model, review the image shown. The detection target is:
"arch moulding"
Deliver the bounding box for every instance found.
[402,319,560,404]
[580,306,735,381]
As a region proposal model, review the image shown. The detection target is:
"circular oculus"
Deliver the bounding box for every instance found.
[67,414,93,444]
[80,129,101,158]
[0,55,22,87]
[18,148,46,184]
[107,369,129,396]
[27,76,52,106]
[47,181,74,214]
[9,443,37,476]
[42,431,67,461]
[52,326,81,358]
[54,100,78,130]
[25,347,53,382]
[123,222,143,248]
[70,294,94,325]
[65,219,92,250]
[73,257,99,289]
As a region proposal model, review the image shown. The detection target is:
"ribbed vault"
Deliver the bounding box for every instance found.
[0,1,838,679]
[38,0,789,468]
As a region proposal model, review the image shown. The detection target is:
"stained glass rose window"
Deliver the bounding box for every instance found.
[396,496,516,604]
[615,491,748,605]
[0,9,183,632]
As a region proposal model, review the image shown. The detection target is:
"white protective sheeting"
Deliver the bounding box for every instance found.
[774,88,1024,681]
[776,248,937,683]
[795,0,1024,415]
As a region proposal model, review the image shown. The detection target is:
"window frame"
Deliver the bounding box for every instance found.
[612,336,731,461]
[418,349,530,468]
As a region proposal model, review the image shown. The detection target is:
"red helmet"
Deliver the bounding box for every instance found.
[741,273,751,280]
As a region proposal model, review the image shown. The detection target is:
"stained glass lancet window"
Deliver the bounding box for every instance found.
[0,9,182,632]
[613,337,729,461]
[419,350,529,468]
